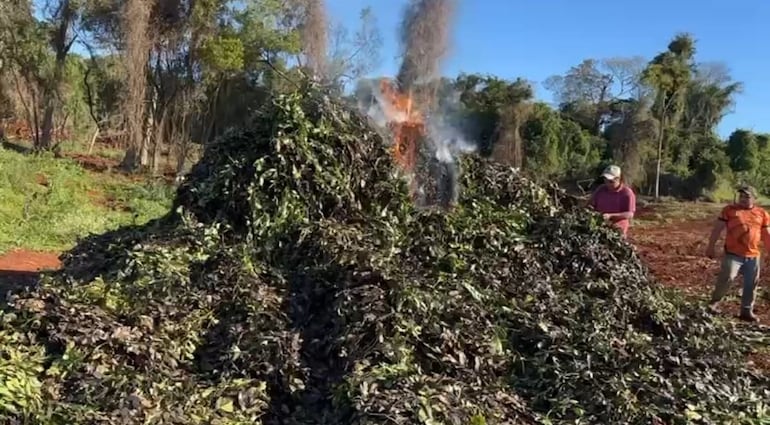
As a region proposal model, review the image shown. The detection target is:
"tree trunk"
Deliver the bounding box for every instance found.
[87,126,99,154]
[654,135,662,199]
[654,116,666,200]
[175,138,188,178]
[149,101,166,176]
[142,96,153,167]
[39,0,76,151]
[119,0,151,172]
[39,101,55,150]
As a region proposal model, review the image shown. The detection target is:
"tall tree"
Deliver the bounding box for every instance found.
[682,63,742,135]
[38,0,81,150]
[544,56,646,136]
[118,0,151,171]
[642,33,695,199]
[0,1,52,147]
[604,98,656,186]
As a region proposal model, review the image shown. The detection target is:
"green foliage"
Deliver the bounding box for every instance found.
[724,129,770,196]
[0,323,46,417]
[0,147,173,253]
[238,0,303,62]
[706,178,739,203]
[521,103,603,180]
[59,54,95,138]
[727,129,760,173]
[200,35,246,74]
[0,0,759,201]
[643,33,695,101]
[1,89,769,424]
[81,53,123,127]
[687,136,733,199]
[453,73,533,154]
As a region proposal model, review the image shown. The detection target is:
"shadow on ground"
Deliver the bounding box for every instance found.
[0,270,48,306]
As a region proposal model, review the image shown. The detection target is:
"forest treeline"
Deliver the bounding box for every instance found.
[0,0,765,200]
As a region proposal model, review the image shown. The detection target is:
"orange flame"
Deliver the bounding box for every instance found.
[378,79,425,173]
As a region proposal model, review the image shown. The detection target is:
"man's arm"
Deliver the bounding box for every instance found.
[762,227,770,253]
[605,211,634,220]
[706,220,726,258]
[762,211,770,253]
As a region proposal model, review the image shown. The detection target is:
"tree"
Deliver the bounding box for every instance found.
[453,73,533,157]
[688,135,732,199]
[544,56,646,136]
[726,129,759,173]
[325,7,382,92]
[642,33,695,199]
[0,1,53,147]
[604,98,656,187]
[682,63,741,134]
[38,0,82,150]
[118,0,151,171]
[299,0,327,79]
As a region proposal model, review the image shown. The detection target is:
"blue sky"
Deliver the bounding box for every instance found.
[326,0,770,138]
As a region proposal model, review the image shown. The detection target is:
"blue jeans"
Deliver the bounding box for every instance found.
[711,253,760,311]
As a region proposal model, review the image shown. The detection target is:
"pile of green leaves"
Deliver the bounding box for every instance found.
[0,88,768,425]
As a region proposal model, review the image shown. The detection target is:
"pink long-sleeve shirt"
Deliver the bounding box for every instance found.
[590,184,636,236]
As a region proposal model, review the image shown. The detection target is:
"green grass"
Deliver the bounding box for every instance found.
[57,138,125,162]
[0,147,174,254]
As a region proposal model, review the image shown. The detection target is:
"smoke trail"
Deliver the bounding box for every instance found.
[353,0,476,209]
[425,97,476,208]
[396,0,455,92]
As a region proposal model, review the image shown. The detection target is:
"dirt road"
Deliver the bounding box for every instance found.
[0,250,60,292]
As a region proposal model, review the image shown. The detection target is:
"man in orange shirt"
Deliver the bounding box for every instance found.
[705,185,770,322]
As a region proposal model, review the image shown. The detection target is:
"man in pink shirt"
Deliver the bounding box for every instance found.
[590,165,636,236]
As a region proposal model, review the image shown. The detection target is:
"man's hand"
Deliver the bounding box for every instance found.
[707,219,726,260]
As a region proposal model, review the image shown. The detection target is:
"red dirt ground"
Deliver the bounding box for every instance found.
[0,250,61,272]
[0,250,61,293]
[65,153,119,173]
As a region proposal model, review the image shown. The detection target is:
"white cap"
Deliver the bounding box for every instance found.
[601,165,621,181]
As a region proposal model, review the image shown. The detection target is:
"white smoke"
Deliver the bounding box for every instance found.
[426,114,476,164]
[356,79,477,161]
[354,79,477,208]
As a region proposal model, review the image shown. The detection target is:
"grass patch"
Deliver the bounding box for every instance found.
[635,199,721,227]
[0,147,174,254]
[103,179,176,223]
[56,139,125,162]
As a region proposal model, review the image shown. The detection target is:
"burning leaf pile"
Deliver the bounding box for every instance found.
[1,89,769,425]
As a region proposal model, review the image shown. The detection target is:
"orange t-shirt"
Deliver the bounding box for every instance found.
[719,204,770,258]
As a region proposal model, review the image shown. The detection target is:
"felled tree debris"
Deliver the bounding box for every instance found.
[0,88,768,425]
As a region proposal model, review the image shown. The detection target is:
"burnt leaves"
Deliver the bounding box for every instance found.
[0,89,768,424]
